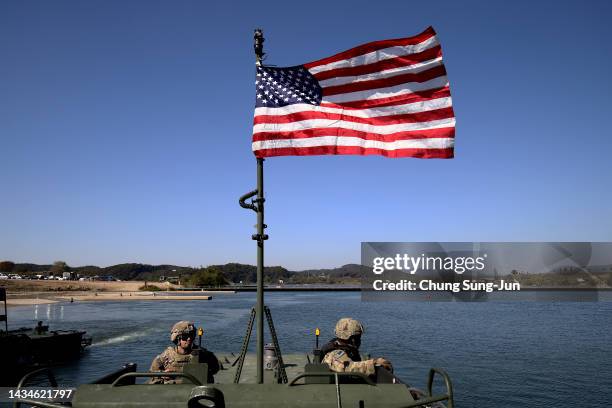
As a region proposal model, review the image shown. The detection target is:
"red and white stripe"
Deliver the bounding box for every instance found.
[252,27,455,158]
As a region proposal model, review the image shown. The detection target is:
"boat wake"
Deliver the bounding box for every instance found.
[91,329,155,347]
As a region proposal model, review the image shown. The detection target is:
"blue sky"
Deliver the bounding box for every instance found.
[1,1,611,270]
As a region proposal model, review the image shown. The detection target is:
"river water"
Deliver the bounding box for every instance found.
[7,292,612,407]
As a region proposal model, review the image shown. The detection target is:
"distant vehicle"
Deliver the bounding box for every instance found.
[1,287,92,387]
[9,274,22,279]
[0,273,8,280]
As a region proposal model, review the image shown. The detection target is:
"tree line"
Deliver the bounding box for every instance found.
[0,260,369,286]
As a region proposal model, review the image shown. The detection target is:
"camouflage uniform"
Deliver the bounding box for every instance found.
[322,348,376,376]
[149,321,220,384]
[322,317,389,376]
[149,346,196,384]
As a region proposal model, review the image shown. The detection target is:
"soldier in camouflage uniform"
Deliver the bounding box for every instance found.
[321,318,392,376]
[149,321,220,384]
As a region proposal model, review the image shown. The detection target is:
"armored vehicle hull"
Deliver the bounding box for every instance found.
[0,323,92,386]
[63,353,452,408]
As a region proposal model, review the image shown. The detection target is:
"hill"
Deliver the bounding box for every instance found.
[4,261,366,284]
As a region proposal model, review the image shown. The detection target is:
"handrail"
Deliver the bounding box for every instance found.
[14,368,60,408]
[427,367,454,408]
[16,368,58,389]
[288,372,376,386]
[334,373,342,408]
[110,372,202,386]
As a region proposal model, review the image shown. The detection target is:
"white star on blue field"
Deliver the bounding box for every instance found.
[255,66,322,107]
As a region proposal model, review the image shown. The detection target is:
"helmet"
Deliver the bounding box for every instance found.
[170,321,196,343]
[334,318,364,340]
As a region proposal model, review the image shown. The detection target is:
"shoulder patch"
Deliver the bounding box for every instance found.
[333,350,346,358]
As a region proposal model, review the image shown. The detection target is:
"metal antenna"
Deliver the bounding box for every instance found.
[254,28,265,65]
[238,28,268,384]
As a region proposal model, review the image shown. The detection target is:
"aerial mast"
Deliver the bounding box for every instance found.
[238,28,267,384]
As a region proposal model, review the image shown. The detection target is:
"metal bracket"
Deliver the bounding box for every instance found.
[233,306,287,384]
[251,233,269,243]
[239,190,258,212]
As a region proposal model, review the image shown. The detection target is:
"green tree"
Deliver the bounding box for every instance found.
[0,261,15,273]
[187,267,228,287]
[50,261,69,275]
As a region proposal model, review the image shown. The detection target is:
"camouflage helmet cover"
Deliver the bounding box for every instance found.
[335,317,365,340]
[170,321,196,343]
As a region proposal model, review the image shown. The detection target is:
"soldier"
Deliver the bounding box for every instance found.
[321,317,393,376]
[149,320,220,384]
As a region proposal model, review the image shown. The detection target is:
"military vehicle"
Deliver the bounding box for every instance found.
[15,340,453,408]
[0,288,92,386]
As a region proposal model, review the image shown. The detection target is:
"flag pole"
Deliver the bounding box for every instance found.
[253,28,267,384]
[239,29,267,384]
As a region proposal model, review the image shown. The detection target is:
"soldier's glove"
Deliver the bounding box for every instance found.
[374,357,393,373]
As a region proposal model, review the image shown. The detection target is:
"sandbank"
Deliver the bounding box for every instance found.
[6,298,59,306]
[58,293,212,301]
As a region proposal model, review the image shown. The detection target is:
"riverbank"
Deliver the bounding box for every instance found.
[58,293,213,301]
[1,280,237,306]
[5,298,60,306]
[2,279,176,292]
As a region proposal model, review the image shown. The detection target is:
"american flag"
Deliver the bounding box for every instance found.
[252,27,455,159]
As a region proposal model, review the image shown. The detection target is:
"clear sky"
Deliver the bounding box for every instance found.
[1,1,611,270]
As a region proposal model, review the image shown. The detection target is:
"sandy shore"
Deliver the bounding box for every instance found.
[57,292,212,301]
[2,279,175,292]
[6,298,60,306]
[5,292,214,306]
[2,280,235,306]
